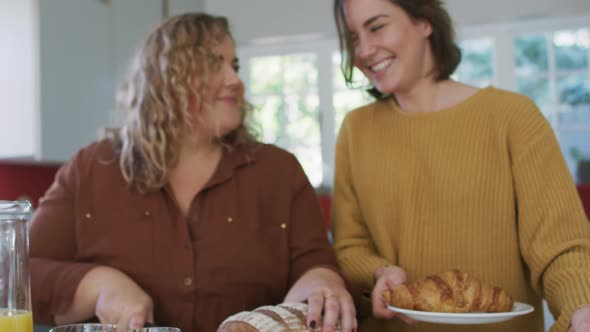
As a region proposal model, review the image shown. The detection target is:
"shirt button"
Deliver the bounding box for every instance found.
[184,277,193,286]
[227,217,233,223]
[280,223,287,229]
[144,210,151,217]
[84,212,92,219]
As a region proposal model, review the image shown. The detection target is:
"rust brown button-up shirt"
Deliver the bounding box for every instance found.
[30,140,338,332]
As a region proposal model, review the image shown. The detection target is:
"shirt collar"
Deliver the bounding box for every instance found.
[203,144,257,190]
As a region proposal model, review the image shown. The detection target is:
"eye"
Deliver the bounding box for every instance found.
[370,24,385,32]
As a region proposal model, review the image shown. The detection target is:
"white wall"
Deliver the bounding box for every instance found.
[169,0,205,16]
[205,0,590,44]
[0,0,37,157]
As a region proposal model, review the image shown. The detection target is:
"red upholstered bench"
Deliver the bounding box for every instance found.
[318,195,332,230]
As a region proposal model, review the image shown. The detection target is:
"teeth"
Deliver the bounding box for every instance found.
[371,59,393,72]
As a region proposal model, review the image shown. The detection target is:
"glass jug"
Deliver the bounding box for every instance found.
[0,200,33,332]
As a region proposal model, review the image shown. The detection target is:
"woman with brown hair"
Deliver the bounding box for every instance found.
[30,13,356,332]
[331,0,590,331]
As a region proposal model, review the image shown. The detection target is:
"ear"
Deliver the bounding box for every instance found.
[417,19,433,38]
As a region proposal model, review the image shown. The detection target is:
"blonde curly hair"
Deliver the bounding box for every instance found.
[109,13,256,193]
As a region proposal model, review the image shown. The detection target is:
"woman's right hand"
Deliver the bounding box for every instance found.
[93,267,155,331]
[55,266,154,332]
[371,265,415,324]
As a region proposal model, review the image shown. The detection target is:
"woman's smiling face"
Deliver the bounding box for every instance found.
[344,0,433,94]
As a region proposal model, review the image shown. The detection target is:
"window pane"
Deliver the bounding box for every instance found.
[250,93,322,186]
[250,95,283,143]
[514,34,549,74]
[249,53,322,186]
[333,90,372,135]
[332,51,373,135]
[283,94,322,186]
[332,52,370,90]
[517,77,552,118]
[455,38,494,86]
[554,29,589,71]
[283,54,318,94]
[250,56,282,94]
[558,130,590,183]
[557,75,590,126]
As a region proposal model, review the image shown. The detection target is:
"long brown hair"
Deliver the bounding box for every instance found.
[109,13,256,193]
[334,0,462,99]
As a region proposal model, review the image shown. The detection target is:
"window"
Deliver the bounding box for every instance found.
[331,52,373,135]
[454,38,495,87]
[239,16,590,187]
[247,53,322,186]
[514,28,590,177]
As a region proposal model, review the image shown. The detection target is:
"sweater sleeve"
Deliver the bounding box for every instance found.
[332,113,392,290]
[29,147,100,325]
[509,98,590,332]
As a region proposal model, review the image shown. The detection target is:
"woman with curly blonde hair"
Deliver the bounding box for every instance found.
[29,13,357,332]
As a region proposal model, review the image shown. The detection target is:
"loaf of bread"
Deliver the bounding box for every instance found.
[217,302,340,332]
[384,270,514,313]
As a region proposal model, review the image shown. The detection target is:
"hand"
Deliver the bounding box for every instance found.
[92,267,155,332]
[54,266,155,331]
[569,305,590,332]
[371,265,415,324]
[284,267,357,332]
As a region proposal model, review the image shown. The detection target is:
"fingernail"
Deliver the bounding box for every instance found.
[309,320,316,329]
[129,318,143,329]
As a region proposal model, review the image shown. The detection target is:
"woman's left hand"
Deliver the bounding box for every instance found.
[284,267,357,332]
[569,305,590,331]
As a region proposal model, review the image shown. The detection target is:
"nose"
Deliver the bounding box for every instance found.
[356,35,375,61]
[224,65,242,88]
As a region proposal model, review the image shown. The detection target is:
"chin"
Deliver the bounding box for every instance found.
[375,83,397,95]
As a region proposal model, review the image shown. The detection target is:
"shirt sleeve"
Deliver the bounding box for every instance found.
[29,148,100,325]
[509,97,590,332]
[331,114,392,291]
[285,153,341,286]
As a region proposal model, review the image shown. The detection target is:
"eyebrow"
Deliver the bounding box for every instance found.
[363,14,388,27]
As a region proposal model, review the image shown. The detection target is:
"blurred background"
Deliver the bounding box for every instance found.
[1,0,589,189]
[1,2,589,331]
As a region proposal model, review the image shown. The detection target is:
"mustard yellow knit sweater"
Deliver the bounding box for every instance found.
[332,86,590,332]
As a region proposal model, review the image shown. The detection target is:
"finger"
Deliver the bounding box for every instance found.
[338,295,357,332]
[284,287,304,303]
[374,304,398,320]
[147,309,155,325]
[321,295,340,332]
[128,312,146,330]
[306,292,324,330]
[372,293,396,319]
[573,321,590,332]
[117,311,145,332]
[372,281,391,318]
[397,313,417,325]
[385,273,406,290]
[117,314,132,332]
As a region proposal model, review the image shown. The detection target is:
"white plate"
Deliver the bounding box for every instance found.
[387,302,535,325]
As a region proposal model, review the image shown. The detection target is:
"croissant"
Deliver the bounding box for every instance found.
[217,302,341,332]
[383,270,514,313]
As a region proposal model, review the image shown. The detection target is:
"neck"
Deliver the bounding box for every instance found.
[177,140,221,166]
[394,78,447,113]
